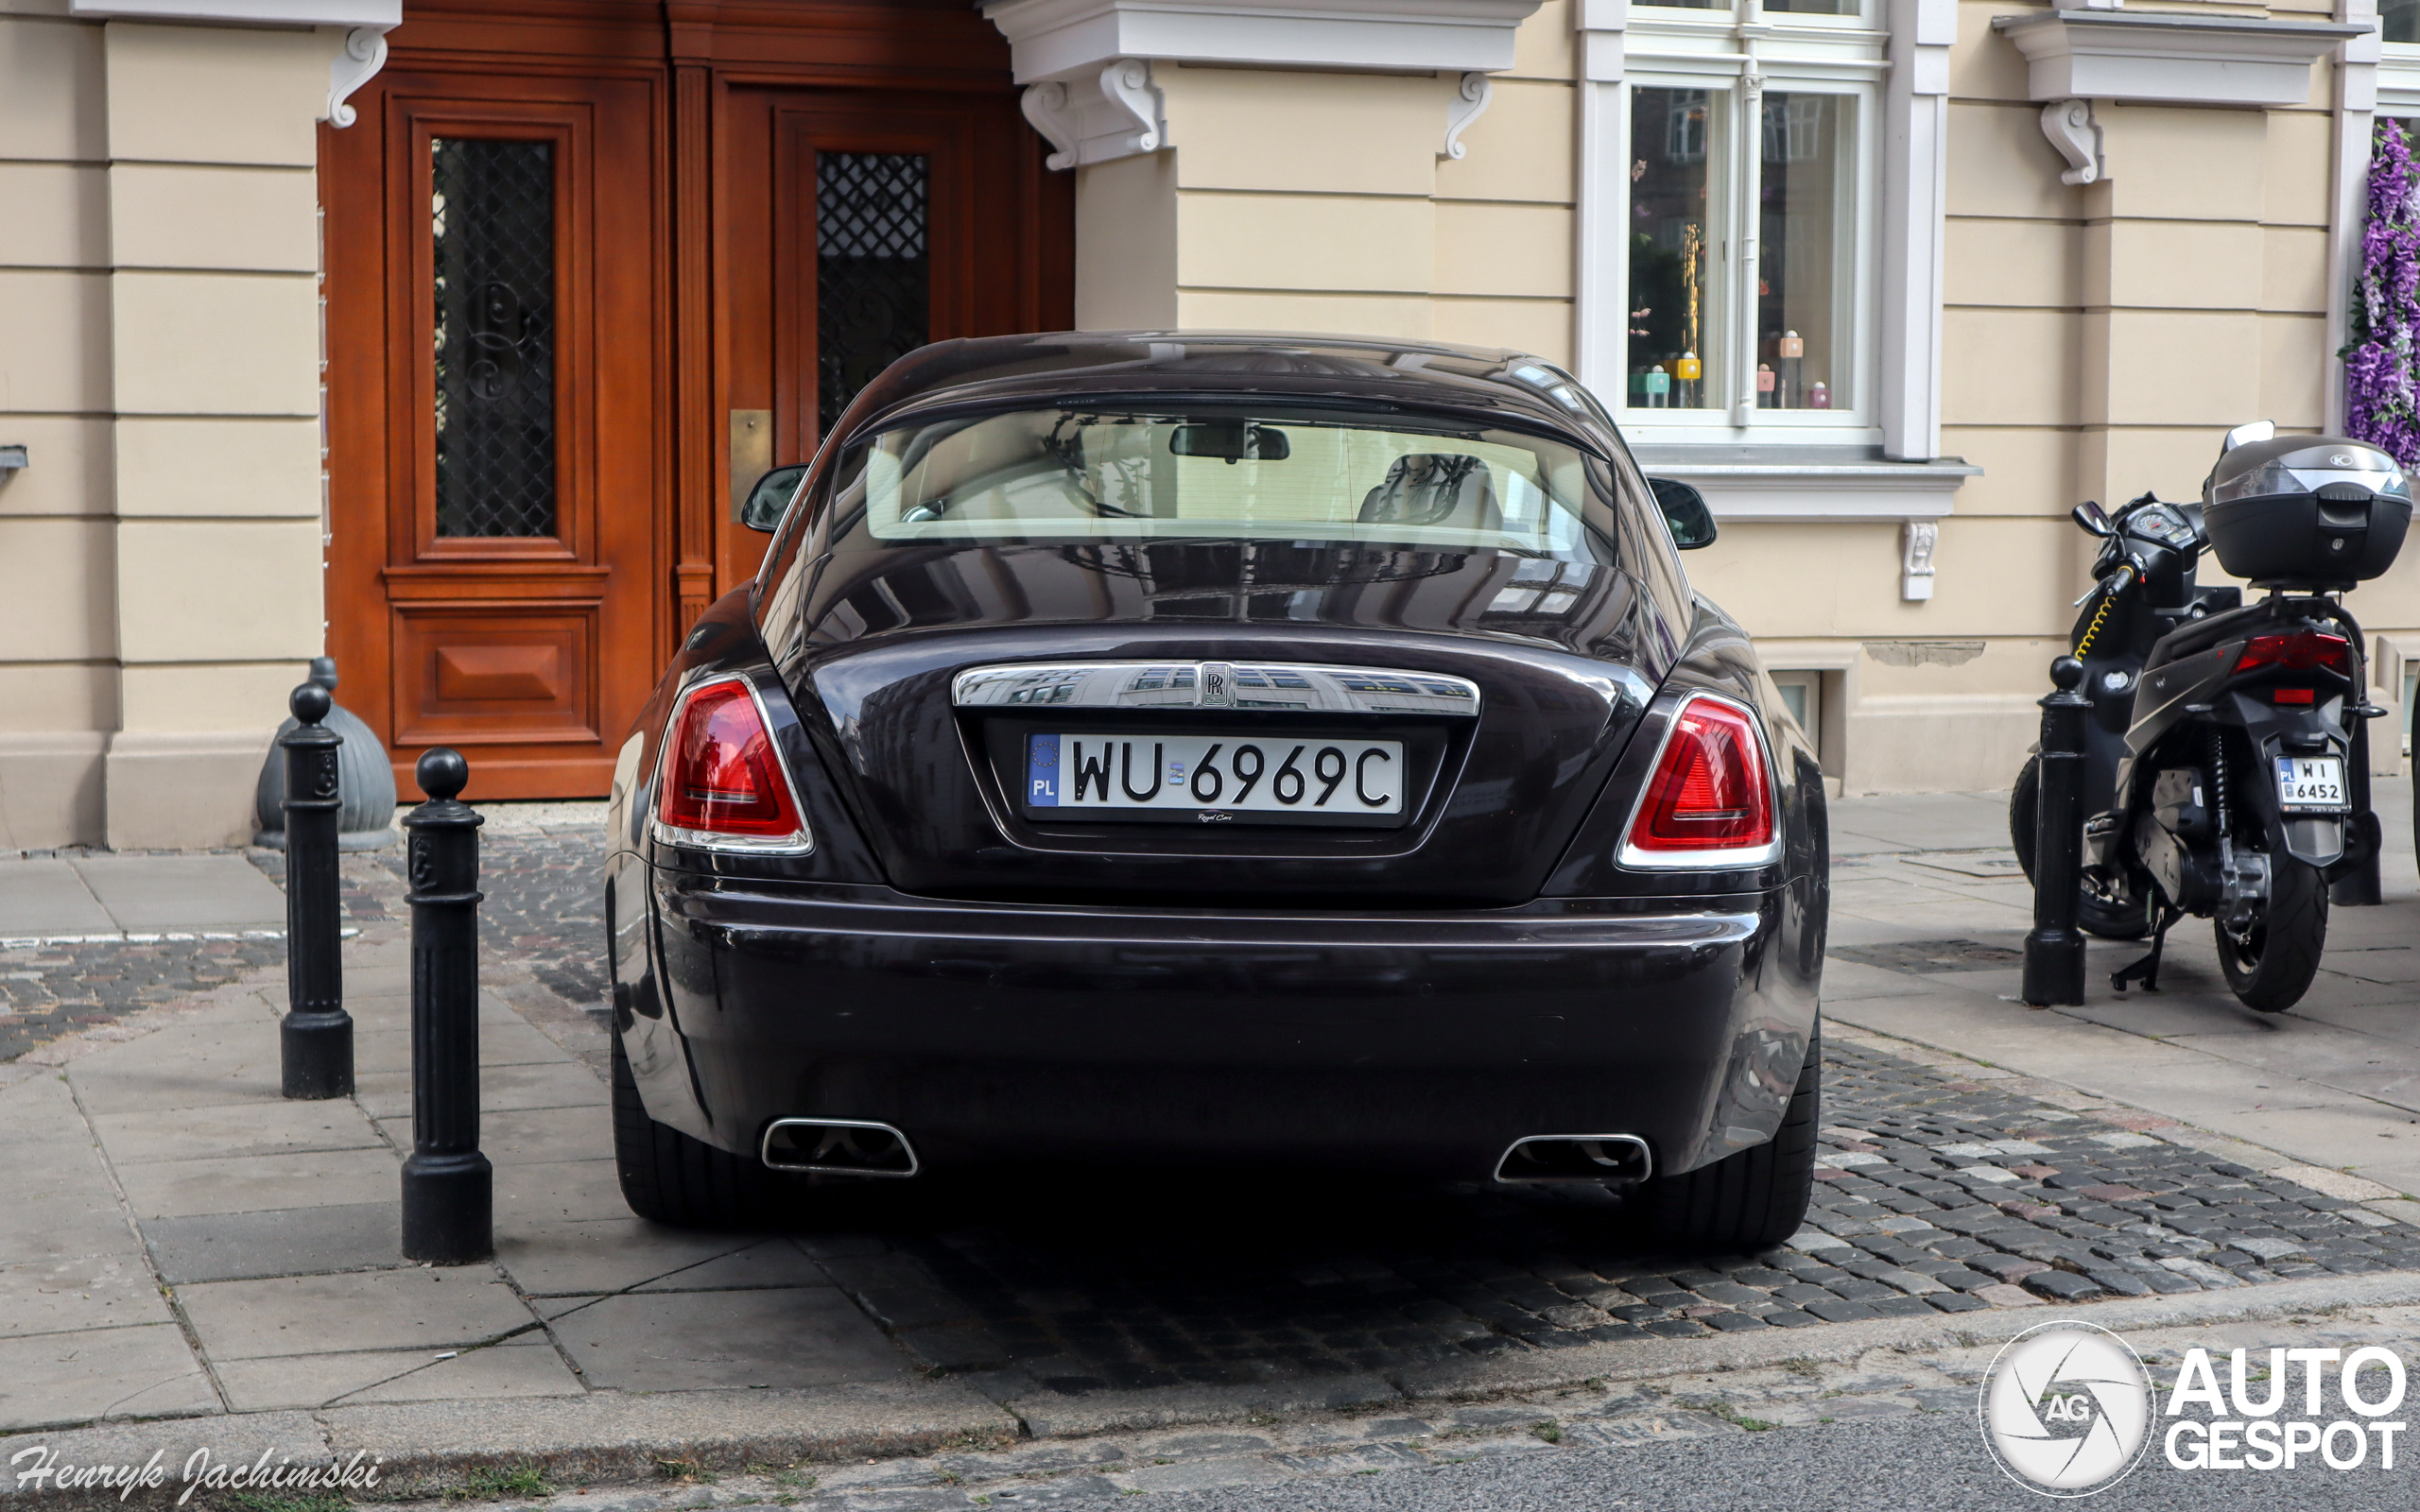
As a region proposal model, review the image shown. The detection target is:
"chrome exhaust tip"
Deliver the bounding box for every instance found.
[1494,1133,1652,1185]
[760,1117,920,1177]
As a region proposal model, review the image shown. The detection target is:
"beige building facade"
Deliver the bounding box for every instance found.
[0,0,2406,848]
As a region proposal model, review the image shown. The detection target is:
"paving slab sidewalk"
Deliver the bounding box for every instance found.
[1824,782,2420,1201]
[0,855,286,943]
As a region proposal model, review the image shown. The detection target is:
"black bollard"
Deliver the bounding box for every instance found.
[401,747,493,1264]
[2022,656,2090,1007]
[281,682,354,1098]
[2334,713,2384,906]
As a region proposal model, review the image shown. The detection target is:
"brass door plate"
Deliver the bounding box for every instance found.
[730,409,772,521]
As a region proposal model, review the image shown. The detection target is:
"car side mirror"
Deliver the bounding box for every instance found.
[738,464,808,532]
[2221,420,2276,454]
[2071,499,2115,538]
[1648,477,1717,550]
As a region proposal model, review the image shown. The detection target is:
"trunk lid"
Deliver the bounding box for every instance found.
[771,541,1665,905]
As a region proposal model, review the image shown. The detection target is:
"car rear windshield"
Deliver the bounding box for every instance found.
[836,404,1601,553]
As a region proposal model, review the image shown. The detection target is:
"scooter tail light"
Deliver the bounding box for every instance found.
[1620,694,1780,868]
[653,677,814,853]
[2235,631,2352,677]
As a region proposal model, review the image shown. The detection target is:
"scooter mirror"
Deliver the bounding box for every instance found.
[2221,420,2276,454]
[2071,499,2115,538]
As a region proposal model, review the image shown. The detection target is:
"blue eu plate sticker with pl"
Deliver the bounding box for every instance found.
[1028,734,1058,806]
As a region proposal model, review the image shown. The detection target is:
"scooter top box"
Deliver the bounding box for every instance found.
[2201,435,2411,590]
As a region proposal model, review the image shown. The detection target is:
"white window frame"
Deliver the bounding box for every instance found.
[1578,0,1955,466]
[1613,65,1881,440]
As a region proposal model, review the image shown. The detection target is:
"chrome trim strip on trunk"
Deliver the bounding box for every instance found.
[951,662,1482,716]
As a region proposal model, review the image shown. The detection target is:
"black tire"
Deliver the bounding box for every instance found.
[1637,1028,1821,1253]
[2009,755,2151,941]
[2216,853,2328,1013]
[612,1035,787,1228]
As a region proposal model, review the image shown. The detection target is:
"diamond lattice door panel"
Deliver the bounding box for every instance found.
[432,137,559,540]
[816,151,929,435]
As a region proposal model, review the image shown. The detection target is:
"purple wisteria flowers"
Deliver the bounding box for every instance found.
[2347,119,2420,466]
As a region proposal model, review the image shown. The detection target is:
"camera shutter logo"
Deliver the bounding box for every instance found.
[1979,1320,2154,1496]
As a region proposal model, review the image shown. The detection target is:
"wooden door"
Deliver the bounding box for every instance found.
[325,71,663,801]
[325,6,1071,801]
[717,88,1069,591]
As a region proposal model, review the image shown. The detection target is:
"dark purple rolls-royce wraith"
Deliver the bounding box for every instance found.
[602,333,1827,1252]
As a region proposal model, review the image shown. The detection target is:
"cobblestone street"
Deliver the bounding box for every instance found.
[691,1037,2420,1400]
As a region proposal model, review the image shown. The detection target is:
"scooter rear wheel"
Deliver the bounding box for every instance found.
[2009,755,2152,941]
[2215,855,2327,1014]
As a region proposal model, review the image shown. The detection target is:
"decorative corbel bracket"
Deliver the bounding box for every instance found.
[326,25,391,129]
[1440,72,1493,160]
[1021,59,1165,171]
[1901,519,1940,602]
[2039,98,2104,186]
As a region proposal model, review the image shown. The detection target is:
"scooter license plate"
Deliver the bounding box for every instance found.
[2274,756,2348,813]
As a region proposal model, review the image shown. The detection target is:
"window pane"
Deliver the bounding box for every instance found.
[1628,86,1725,410]
[431,138,557,539]
[2389,0,2420,43]
[1764,0,1858,13]
[1757,93,1853,411]
[818,152,930,436]
[854,406,1597,554]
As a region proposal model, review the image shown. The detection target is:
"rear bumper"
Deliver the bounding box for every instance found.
[623,870,1823,1181]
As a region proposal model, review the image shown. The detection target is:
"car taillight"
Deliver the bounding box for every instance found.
[653,678,813,852]
[1620,694,1778,867]
[2235,632,2351,676]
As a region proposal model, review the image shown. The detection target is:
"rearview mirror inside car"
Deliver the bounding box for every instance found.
[738,464,808,532]
[1648,477,1718,550]
[1169,421,1290,464]
[2071,499,2114,537]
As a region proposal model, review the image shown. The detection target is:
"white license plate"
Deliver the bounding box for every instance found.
[1026,733,1404,816]
[2275,755,2348,812]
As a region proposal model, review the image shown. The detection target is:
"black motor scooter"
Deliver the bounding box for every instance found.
[2012,421,2410,1012]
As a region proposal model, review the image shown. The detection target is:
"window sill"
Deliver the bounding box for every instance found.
[1627,444,1979,523]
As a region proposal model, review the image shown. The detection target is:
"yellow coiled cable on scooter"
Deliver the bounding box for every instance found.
[2073,592,2116,658]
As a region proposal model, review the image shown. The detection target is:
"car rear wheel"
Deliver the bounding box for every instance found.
[612,1036,788,1228]
[1635,1028,1820,1253]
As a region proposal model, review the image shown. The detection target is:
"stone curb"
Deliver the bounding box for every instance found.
[8,1271,2416,1507]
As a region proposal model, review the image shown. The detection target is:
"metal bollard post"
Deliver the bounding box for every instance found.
[281,682,353,1098]
[401,747,493,1264]
[2022,656,2090,1007]
[2334,714,2384,906]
